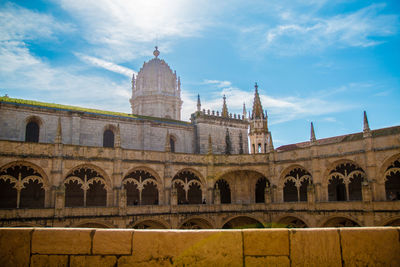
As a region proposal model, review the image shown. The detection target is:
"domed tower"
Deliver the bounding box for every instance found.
[249,83,273,154]
[130,47,183,120]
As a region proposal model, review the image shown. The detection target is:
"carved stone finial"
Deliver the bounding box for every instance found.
[363,110,370,132]
[153,46,160,58]
[222,95,228,118]
[243,102,247,119]
[197,94,201,112]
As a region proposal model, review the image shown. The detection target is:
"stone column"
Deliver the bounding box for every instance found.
[307,184,315,204]
[54,185,65,218]
[264,185,272,204]
[171,186,177,206]
[362,181,373,202]
[118,187,127,216]
[214,187,221,205]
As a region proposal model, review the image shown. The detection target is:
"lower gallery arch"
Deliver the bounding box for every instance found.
[383,218,400,226]
[72,221,111,228]
[321,216,361,227]
[179,217,214,229]
[222,216,264,229]
[277,216,308,228]
[131,219,169,229]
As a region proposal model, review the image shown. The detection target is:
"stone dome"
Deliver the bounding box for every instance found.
[133,47,180,96]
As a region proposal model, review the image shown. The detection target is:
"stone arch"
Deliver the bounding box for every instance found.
[380,217,400,226]
[130,219,170,229]
[123,168,160,205]
[103,124,118,148]
[172,169,205,205]
[0,161,49,209]
[64,164,111,207]
[123,166,162,186]
[320,216,361,227]
[179,216,214,229]
[280,165,312,202]
[326,160,365,201]
[381,154,400,200]
[7,222,44,227]
[71,220,114,228]
[221,215,264,229]
[276,216,309,228]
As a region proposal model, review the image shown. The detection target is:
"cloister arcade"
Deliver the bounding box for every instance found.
[0,153,399,229]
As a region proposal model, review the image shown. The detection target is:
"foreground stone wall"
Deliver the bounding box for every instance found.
[1,227,399,266]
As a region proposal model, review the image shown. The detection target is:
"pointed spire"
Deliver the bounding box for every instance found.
[310,122,316,143]
[242,103,247,119]
[55,117,62,144]
[115,124,121,148]
[267,133,274,152]
[221,95,228,118]
[165,130,170,152]
[252,82,264,119]
[131,73,135,90]
[197,94,201,112]
[363,111,370,132]
[208,134,213,154]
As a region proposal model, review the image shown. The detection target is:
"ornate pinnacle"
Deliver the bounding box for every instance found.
[197,94,201,112]
[363,111,370,132]
[310,122,316,143]
[221,95,228,118]
[251,82,264,120]
[243,102,247,118]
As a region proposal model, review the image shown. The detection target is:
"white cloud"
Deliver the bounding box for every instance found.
[56,0,217,61]
[240,3,398,56]
[75,53,137,77]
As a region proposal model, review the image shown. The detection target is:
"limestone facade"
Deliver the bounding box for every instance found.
[0,47,399,229]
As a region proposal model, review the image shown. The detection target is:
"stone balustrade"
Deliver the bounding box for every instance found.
[0,227,399,266]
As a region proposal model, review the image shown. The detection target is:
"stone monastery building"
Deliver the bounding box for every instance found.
[0,47,399,229]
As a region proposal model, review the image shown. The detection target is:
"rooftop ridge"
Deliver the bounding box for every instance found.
[0,96,190,126]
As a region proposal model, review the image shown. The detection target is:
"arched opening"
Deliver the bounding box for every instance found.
[0,179,17,208]
[25,121,39,143]
[0,164,45,209]
[132,220,167,229]
[328,176,346,201]
[65,180,84,207]
[283,168,312,202]
[170,137,175,153]
[278,216,308,228]
[215,179,231,204]
[283,180,297,202]
[222,216,264,229]
[173,170,203,205]
[103,129,114,148]
[86,180,107,207]
[258,143,262,153]
[180,218,213,229]
[142,181,158,205]
[384,218,400,226]
[322,217,360,227]
[385,159,400,200]
[19,179,45,208]
[255,177,270,203]
[123,170,159,206]
[65,167,108,207]
[328,163,365,202]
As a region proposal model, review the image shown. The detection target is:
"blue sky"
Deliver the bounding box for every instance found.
[1,0,399,147]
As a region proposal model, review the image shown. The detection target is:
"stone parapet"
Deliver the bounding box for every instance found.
[0,227,399,266]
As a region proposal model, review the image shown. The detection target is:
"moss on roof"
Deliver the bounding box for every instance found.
[0,96,191,125]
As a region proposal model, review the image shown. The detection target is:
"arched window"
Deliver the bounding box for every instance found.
[328,163,364,202]
[103,129,114,148]
[25,121,39,142]
[123,170,159,206]
[384,159,400,200]
[172,171,203,205]
[283,168,312,202]
[170,137,175,152]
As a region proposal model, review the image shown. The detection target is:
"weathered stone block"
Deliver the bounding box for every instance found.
[0,228,32,267]
[245,256,290,267]
[129,230,242,266]
[70,255,117,267]
[31,255,68,267]
[290,228,341,267]
[32,228,92,254]
[340,227,400,266]
[243,229,289,256]
[93,229,132,254]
